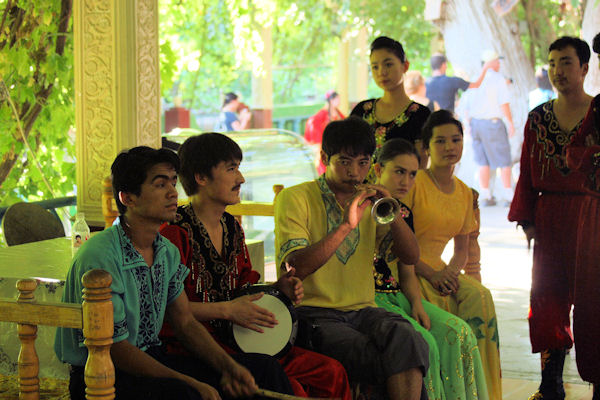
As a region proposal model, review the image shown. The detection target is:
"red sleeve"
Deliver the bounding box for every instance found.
[566,101,600,174]
[508,118,537,224]
[159,223,192,267]
[235,222,260,286]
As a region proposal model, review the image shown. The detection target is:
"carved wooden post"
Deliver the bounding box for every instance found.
[465,188,482,282]
[82,269,115,400]
[16,278,39,400]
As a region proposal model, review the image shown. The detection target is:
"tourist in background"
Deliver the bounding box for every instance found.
[217,92,251,131]
[404,70,439,112]
[528,67,556,110]
[305,90,345,175]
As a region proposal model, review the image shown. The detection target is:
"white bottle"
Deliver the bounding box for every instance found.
[71,212,90,255]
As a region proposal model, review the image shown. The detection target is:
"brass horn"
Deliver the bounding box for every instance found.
[371,197,400,225]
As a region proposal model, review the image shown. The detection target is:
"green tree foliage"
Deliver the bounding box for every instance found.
[0,0,74,206]
[518,0,584,68]
[159,0,239,111]
[159,0,436,112]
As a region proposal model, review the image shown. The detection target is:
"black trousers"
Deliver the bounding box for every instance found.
[69,346,293,400]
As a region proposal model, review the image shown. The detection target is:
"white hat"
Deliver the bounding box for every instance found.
[481,49,502,63]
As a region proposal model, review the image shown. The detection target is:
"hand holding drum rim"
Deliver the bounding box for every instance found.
[273,267,303,305]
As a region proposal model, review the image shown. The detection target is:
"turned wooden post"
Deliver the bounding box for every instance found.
[273,184,283,199]
[16,278,40,400]
[82,269,115,400]
[465,189,482,282]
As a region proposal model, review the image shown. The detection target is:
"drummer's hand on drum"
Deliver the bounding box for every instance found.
[227,293,277,333]
[220,361,258,398]
[274,267,304,304]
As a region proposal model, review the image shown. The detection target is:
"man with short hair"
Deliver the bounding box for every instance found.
[467,49,516,207]
[426,53,491,112]
[509,36,593,400]
[275,116,429,400]
[55,146,293,400]
[160,132,352,400]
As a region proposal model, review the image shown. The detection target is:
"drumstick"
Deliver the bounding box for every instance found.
[257,388,340,400]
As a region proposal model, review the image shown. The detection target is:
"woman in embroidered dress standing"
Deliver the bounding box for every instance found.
[402,111,501,400]
[373,138,488,400]
[351,36,431,170]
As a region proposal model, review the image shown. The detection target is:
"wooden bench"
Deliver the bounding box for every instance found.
[0,269,115,399]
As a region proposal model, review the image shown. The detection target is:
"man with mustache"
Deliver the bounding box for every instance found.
[509,36,593,400]
[275,117,429,400]
[160,132,352,400]
[55,146,293,400]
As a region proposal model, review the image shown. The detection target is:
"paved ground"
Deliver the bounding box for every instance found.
[477,204,583,384]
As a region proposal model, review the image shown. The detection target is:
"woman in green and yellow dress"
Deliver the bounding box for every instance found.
[374,137,488,400]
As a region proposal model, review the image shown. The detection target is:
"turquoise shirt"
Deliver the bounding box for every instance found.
[54,221,189,366]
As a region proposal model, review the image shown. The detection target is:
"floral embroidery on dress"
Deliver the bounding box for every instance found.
[360,99,418,149]
[373,201,414,292]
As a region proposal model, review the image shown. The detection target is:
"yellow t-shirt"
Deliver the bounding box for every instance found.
[402,170,477,271]
[275,178,377,311]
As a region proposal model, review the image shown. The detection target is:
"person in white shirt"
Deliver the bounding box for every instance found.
[467,50,515,207]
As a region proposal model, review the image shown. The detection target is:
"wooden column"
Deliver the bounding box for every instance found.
[251,25,273,129]
[347,27,369,111]
[336,33,350,116]
[16,279,39,400]
[74,0,161,228]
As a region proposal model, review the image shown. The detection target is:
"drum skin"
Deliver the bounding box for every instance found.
[229,285,298,358]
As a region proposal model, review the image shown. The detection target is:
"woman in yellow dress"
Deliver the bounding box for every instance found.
[402,110,502,400]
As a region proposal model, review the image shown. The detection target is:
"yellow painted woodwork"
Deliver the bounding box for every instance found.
[0,300,82,328]
[74,0,161,228]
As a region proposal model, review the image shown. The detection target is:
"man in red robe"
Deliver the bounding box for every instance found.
[160,132,352,400]
[509,36,593,400]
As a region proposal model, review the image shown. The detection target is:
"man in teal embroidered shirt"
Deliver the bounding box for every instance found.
[55,146,292,400]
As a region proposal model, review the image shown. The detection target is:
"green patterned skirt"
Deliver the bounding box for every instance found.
[375,292,489,400]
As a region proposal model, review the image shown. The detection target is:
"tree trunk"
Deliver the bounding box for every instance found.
[429,0,535,142]
[582,0,600,95]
